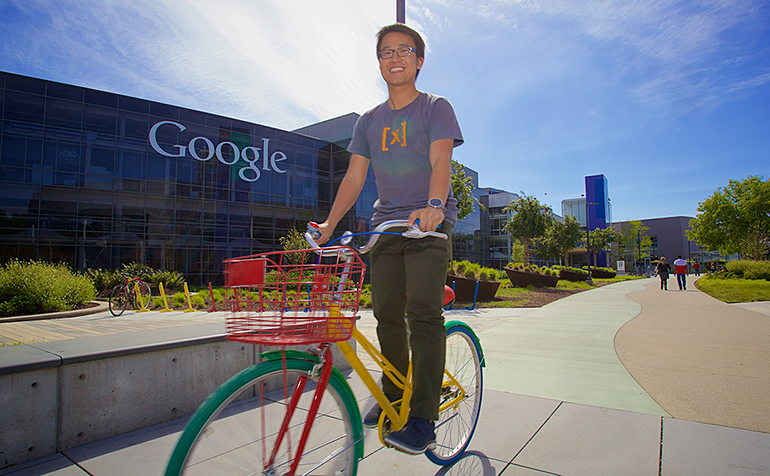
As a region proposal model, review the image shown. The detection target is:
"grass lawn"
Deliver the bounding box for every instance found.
[695,276,770,303]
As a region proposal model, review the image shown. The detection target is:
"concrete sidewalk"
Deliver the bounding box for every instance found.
[2,277,770,475]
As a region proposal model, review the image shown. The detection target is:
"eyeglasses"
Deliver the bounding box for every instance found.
[378,47,417,60]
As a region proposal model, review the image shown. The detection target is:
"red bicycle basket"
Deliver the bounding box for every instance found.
[222,247,365,346]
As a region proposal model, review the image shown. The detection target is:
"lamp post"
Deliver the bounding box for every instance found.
[585,202,599,286]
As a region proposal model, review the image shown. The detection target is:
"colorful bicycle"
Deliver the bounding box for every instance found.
[164,220,484,475]
[108,272,151,317]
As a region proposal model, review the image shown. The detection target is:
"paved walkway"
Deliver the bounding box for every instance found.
[617,278,770,433]
[2,276,770,475]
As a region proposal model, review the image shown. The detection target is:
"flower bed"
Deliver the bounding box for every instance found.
[583,266,617,279]
[504,264,560,288]
[446,275,501,301]
[446,260,502,301]
[551,265,588,282]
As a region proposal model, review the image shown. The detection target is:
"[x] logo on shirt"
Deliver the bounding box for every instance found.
[382,121,407,151]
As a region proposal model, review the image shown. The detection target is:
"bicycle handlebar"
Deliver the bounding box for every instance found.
[304,220,447,258]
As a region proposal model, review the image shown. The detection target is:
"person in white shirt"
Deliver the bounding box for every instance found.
[673,255,688,291]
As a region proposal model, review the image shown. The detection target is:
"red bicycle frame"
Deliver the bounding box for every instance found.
[262,346,335,476]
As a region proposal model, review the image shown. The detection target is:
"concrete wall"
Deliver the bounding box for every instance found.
[0,331,352,469]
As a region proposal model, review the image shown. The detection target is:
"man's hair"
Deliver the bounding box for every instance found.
[376,24,425,78]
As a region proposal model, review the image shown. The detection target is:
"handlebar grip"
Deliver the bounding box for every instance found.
[306,221,321,240]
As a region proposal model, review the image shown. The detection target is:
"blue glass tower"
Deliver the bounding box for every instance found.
[585,174,612,267]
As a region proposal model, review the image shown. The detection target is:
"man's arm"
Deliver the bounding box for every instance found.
[316,153,370,244]
[408,138,454,231]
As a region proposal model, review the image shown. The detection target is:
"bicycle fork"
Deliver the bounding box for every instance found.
[264,346,335,476]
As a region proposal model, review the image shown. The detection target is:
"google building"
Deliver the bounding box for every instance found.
[0,71,386,285]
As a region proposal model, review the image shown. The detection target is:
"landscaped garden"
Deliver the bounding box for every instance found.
[695,260,770,303]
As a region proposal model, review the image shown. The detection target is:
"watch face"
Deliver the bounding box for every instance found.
[429,198,443,208]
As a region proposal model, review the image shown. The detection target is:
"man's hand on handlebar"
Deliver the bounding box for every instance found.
[314,221,335,245]
[408,206,445,232]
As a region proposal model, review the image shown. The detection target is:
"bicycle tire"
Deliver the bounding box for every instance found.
[164,357,363,476]
[134,280,151,309]
[108,285,128,316]
[426,324,484,465]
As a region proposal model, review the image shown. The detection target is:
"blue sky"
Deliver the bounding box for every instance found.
[1,0,768,222]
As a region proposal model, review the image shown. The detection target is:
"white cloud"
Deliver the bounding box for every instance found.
[409,0,767,114]
[1,0,396,129]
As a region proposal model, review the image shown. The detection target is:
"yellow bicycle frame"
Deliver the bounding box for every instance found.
[335,327,469,446]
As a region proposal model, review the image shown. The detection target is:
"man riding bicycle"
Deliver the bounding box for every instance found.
[314,23,463,455]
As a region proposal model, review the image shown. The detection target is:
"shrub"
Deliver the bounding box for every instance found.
[724,260,770,280]
[463,262,481,280]
[86,263,188,295]
[190,293,206,308]
[583,266,617,278]
[172,292,188,308]
[551,265,588,275]
[359,284,372,308]
[145,270,186,290]
[455,261,468,276]
[448,260,496,281]
[86,268,124,294]
[0,260,96,317]
[478,266,501,282]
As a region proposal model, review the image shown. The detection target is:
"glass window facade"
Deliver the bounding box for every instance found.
[480,189,519,268]
[452,167,485,264]
[0,72,356,285]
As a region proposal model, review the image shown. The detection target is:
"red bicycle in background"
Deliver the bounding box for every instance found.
[108,272,151,316]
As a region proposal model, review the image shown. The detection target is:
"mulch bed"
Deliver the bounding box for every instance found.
[454,287,586,308]
[73,301,102,311]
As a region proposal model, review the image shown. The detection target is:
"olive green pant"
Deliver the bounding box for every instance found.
[370,223,452,422]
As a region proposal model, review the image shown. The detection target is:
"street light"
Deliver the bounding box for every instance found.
[586,202,599,286]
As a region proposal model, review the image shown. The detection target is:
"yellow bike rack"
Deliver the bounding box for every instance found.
[158,283,173,312]
[133,282,150,312]
[183,283,195,313]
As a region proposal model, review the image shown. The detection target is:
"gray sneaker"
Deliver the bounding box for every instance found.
[383,417,437,455]
[362,404,382,428]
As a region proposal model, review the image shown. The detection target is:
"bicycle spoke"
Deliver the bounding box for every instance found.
[427,325,483,466]
[165,360,361,476]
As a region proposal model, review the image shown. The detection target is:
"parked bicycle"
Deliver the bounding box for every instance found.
[164,220,484,475]
[108,272,151,316]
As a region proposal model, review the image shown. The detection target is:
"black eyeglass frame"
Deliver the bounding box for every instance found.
[378,47,417,60]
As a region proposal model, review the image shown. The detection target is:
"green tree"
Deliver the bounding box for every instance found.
[587,226,621,268]
[534,215,583,264]
[687,175,770,260]
[451,159,484,221]
[510,239,525,264]
[503,194,554,266]
[618,220,652,273]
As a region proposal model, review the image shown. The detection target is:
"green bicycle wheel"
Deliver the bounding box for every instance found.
[427,324,484,465]
[164,356,363,476]
[108,285,128,316]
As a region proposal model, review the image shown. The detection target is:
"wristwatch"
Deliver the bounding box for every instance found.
[428,198,445,212]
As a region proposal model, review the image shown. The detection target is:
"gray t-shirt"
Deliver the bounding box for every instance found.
[348,92,464,226]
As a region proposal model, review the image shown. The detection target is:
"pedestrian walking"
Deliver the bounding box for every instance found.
[655,257,671,290]
[673,254,688,290]
[693,261,701,276]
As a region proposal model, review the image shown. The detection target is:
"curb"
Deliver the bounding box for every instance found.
[0,301,110,323]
